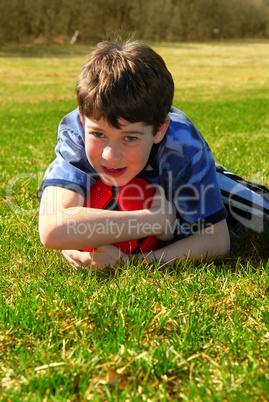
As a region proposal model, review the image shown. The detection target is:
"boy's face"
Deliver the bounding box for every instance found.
[84,117,169,187]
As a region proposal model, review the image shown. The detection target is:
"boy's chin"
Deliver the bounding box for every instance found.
[99,176,125,188]
[99,174,135,188]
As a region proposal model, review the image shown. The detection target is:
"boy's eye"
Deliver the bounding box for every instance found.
[93,132,105,139]
[125,136,137,142]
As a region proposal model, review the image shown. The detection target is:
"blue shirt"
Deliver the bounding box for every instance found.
[42,107,227,237]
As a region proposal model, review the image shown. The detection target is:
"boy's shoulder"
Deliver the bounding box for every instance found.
[168,106,192,124]
[164,107,208,155]
[142,107,212,182]
[61,108,80,121]
[59,108,82,133]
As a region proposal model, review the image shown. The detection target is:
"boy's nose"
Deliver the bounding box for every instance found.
[102,144,122,161]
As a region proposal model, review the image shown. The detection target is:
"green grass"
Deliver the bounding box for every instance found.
[1,42,269,401]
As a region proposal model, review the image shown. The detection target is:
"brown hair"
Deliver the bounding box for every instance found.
[76,38,174,134]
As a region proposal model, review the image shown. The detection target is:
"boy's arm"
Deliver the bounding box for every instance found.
[146,218,230,263]
[62,218,230,269]
[39,185,176,250]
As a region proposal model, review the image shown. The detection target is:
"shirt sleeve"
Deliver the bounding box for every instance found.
[41,109,97,198]
[171,145,227,236]
[149,108,227,237]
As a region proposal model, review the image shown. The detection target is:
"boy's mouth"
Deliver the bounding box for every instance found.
[106,167,123,172]
[102,166,127,177]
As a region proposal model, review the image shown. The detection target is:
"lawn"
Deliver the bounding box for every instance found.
[0,41,269,401]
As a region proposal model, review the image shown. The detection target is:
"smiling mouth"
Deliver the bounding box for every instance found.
[102,166,127,176]
[105,167,124,172]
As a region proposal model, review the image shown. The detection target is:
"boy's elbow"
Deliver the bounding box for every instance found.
[215,219,230,257]
[39,225,56,249]
[219,237,230,257]
[39,216,64,249]
[39,227,55,249]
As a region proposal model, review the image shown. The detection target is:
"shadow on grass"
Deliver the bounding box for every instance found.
[155,227,269,276]
[224,228,269,268]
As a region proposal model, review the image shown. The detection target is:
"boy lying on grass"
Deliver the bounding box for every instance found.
[38,38,230,268]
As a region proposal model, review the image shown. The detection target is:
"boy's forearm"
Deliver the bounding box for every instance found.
[136,219,230,265]
[39,186,175,250]
[39,206,166,250]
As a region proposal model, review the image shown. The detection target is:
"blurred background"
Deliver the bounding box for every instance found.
[0,0,269,45]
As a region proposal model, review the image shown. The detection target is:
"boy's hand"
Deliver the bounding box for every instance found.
[150,186,176,242]
[62,246,128,269]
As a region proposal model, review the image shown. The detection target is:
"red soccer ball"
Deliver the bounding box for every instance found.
[82,177,161,254]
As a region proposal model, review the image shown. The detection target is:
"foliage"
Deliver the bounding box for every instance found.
[0,0,269,44]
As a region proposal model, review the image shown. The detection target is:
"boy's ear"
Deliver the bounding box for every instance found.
[154,117,170,144]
